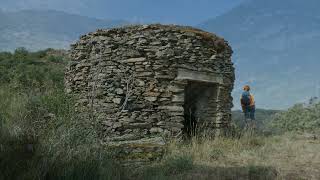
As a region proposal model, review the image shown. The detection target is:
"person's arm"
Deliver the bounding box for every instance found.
[240,95,245,112]
[250,94,255,107]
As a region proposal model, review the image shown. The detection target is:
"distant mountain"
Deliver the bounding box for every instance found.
[0,9,127,51]
[200,0,320,109]
[1,0,244,25]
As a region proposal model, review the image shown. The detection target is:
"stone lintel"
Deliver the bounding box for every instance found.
[176,68,224,84]
[121,57,146,63]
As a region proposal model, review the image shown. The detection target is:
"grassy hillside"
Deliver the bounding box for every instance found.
[0,48,121,179]
[0,49,319,179]
[270,102,320,132]
[232,109,281,133]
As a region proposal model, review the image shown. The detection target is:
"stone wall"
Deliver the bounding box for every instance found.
[65,24,235,162]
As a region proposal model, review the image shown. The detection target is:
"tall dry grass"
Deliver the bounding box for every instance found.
[163,132,320,179]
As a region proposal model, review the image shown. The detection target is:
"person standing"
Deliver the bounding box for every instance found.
[240,85,256,129]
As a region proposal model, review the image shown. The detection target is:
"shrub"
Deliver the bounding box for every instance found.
[270,103,320,132]
[0,48,126,179]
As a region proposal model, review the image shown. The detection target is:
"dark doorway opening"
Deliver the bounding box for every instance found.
[184,81,218,137]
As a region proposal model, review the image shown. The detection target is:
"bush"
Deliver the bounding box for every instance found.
[0,48,127,179]
[270,103,320,132]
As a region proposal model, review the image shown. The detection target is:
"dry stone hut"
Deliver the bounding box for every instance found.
[65,24,234,161]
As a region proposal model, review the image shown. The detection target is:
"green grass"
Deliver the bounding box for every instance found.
[0,48,126,180]
[135,155,194,180]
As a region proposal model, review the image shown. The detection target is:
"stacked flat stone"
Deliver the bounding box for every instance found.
[65,24,234,163]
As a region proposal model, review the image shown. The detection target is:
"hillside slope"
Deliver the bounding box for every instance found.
[0,9,126,51]
[200,0,320,109]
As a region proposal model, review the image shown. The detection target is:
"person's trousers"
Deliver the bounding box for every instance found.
[244,106,255,120]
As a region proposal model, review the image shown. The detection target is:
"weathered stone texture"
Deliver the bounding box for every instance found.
[65,24,235,162]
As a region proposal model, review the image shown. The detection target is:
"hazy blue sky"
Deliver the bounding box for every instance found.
[1,0,244,25]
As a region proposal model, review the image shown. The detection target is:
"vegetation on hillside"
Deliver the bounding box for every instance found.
[0,49,319,179]
[232,109,281,134]
[270,100,320,132]
[0,48,124,179]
